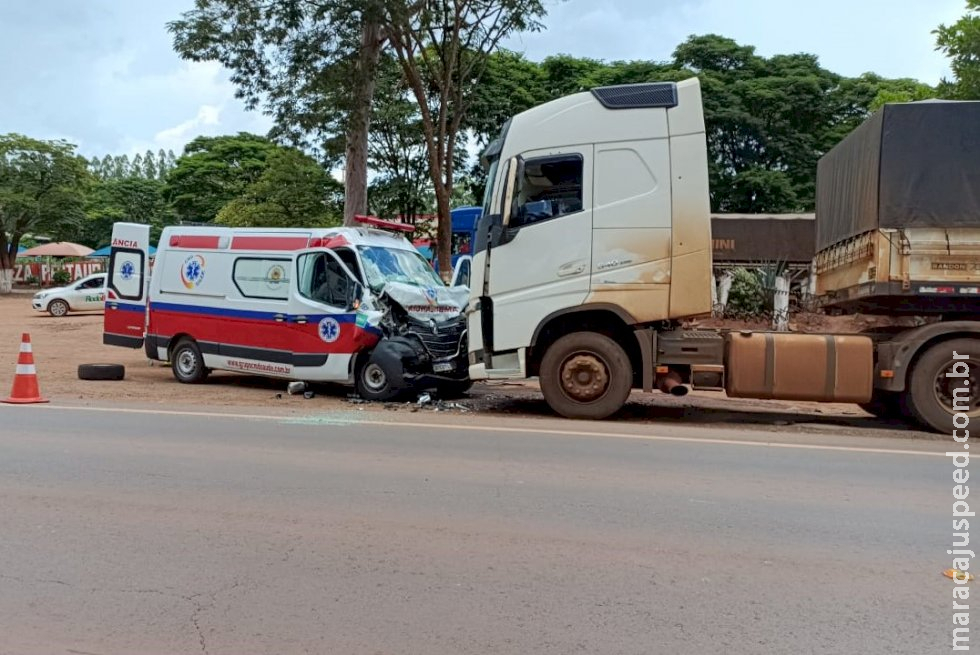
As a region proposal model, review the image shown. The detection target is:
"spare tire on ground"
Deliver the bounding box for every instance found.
[78,363,125,381]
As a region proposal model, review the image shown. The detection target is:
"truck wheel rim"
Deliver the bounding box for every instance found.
[176,350,197,377]
[363,363,387,392]
[934,358,980,415]
[560,353,609,402]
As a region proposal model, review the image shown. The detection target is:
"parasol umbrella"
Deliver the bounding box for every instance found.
[20,242,94,257]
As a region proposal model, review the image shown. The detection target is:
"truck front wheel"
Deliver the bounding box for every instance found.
[906,338,980,433]
[539,332,633,420]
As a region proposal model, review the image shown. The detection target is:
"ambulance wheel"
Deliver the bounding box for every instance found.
[48,299,69,317]
[171,339,209,384]
[356,359,398,401]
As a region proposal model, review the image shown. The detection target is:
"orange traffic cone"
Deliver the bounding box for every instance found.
[3,333,48,404]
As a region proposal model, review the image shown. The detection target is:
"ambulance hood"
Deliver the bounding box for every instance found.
[381,281,468,322]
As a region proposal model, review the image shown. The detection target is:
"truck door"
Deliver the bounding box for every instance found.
[484,147,594,356]
[103,223,150,348]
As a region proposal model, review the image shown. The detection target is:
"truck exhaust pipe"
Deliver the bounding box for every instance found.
[657,370,688,397]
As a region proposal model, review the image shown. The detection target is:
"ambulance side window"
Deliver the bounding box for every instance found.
[298,252,354,308]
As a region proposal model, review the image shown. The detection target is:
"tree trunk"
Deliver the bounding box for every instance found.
[435,182,452,283]
[343,20,384,226]
[0,243,12,294]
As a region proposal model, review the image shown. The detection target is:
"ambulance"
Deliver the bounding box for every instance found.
[102,219,471,400]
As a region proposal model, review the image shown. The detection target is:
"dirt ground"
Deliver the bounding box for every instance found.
[0,292,935,439]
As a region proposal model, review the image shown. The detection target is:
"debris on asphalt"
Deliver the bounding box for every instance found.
[287,381,307,395]
[303,390,315,399]
[416,392,432,406]
[944,569,974,582]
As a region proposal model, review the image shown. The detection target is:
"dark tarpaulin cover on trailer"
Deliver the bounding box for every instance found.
[816,101,980,251]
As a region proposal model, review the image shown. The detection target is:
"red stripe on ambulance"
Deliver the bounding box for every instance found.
[169,235,222,249]
[231,236,311,251]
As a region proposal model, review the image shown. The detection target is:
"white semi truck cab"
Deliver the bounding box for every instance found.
[466,78,980,433]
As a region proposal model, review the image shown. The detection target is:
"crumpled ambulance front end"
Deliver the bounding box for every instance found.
[362,282,469,393]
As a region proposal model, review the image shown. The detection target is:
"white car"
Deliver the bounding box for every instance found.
[32,273,107,317]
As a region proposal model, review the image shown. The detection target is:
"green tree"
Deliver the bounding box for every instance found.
[112,154,131,178]
[216,148,342,228]
[164,133,277,223]
[367,56,433,222]
[465,49,549,145]
[142,149,158,180]
[384,0,547,277]
[0,134,89,293]
[169,0,387,226]
[936,0,980,98]
[83,177,176,248]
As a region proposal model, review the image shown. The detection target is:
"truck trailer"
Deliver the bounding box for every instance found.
[466,79,980,434]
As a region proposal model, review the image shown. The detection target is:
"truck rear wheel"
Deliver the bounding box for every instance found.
[539,332,632,420]
[906,338,980,433]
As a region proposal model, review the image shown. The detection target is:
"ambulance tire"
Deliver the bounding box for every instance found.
[78,363,125,381]
[355,358,399,402]
[171,339,210,384]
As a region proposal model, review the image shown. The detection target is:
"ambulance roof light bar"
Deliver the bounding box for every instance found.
[353,215,415,233]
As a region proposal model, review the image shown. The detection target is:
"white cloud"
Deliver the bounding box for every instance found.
[0,0,969,159]
[509,0,964,84]
[153,104,223,151]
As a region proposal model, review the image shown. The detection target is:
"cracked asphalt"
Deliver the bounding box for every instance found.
[0,404,951,654]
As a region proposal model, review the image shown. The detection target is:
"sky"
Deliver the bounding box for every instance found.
[0,0,966,158]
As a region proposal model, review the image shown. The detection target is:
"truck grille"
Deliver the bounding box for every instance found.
[407,316,465,359]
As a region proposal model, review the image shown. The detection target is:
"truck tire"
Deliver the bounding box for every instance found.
[78,363,125,381]
[47,299,69,317]
[170,338,209,384]
[858,390,904,420]
[906,338,980,433]
[539,332,633,420]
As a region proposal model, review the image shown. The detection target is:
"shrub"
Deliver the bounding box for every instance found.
[52,269,71,286]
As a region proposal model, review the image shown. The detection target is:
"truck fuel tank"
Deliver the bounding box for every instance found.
[725,332,873,403]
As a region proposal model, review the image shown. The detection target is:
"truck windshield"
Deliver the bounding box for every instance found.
[481,157,499,217]
[358,246,443,290]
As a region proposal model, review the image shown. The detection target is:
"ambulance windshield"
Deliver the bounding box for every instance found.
[359,246,443,291]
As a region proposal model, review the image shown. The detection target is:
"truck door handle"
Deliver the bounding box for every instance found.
[557,262,586,277]
[274,314,286,323]
[293,316,307,324]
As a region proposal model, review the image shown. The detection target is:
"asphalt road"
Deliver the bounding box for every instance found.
[0,405,953,655]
